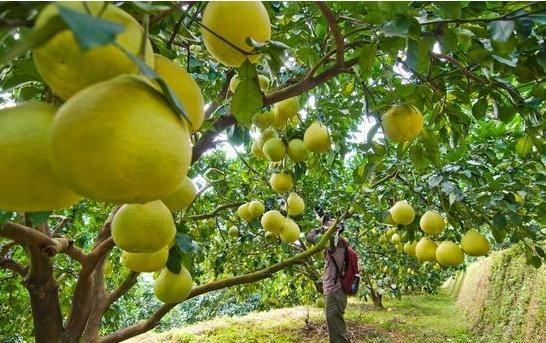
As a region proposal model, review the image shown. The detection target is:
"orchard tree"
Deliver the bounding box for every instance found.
[1,1,545,342]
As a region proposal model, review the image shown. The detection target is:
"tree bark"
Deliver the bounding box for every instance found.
[370,291,384,309]
[25,241,64,342]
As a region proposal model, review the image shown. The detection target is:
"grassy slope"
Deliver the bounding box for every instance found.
[129,292,471,343]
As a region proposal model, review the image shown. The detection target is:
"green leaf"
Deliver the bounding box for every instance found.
[358,42,378,75]
[492,213,507,229]
[472,97,488,119]
[406,37,434,73]
[231,61,263,127]
[0,210,13,226]
[492,98,515,123]
[128,1,170,14]
[410,144,429,170]
[366,122,380,142]
[175,232,198,254]
[488,20,514,43]
[438,3,462,20]
[27,211,52,227]
[491,226,507,243]
[438,28,458,53]
[166,246,182,274]
[383,16,413,38]
[57,5,124,51]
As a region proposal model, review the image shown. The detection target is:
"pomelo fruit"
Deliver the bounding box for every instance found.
[419,210,446,235]
[273,96,299,121]
[248,200,265,218]
[252,111,274,130]
[237,203,253,223]
[154,54,204,132]
[265,231,277,244]
[201,1,271,67]
[262,138,286,162]
[252,140,266,158]
[415,237,438,262]
[287,192,305,216]
[390,200,415,225]
[261,210,285,234]
[257,128,278,150]
[162,176,197,212]
[154,266,193,303]
[229,74,270,93]
[0,102,81,212]
[403,241,417,256]
[121,246,169,272]
[460,229,490,256]
[33,1,154,100]
[287,139,309,163]
[304,121,331,153]
[436,241,464,267]
[111,200,176,253]
[391,233,401,244]
[381,104,423,143]
[280,218,300,243]
[228,225,239,237]
[50,75,191,203]
[269,172,294,193]
[315,297,325,308]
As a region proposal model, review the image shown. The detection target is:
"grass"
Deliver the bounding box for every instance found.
[130,291,472,343]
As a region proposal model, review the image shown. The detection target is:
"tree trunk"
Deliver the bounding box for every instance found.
[370,291,384,308]
[26,244,64,343]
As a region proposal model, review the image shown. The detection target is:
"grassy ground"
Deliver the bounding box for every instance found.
[129,292,472,343]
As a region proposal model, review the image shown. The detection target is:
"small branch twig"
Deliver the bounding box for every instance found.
[0,257,27,277]
[183,202,244,221]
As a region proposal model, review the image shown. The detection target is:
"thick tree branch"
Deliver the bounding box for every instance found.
[105,271,139,306]
[316,2,344,66]
[99,212,349,343]
[0,257,27,277]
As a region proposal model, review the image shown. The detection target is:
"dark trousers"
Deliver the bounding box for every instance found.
[325,289,349,343]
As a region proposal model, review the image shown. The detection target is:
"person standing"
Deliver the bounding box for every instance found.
[306,212,350,343]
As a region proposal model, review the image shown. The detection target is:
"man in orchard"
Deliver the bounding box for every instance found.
[306,211,350,343]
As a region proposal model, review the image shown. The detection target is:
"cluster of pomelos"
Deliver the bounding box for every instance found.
[0,1,278,304]
[385,200,491,267]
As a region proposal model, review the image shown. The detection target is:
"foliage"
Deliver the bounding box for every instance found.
[0,1,545,341]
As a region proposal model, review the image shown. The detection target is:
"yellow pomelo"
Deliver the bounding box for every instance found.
[261,210,285,234]
[415,237,438,262]
[419,210,446,235]
[201,1,271,67]
[287,139,309,163]
[269,172,294,193]
[50,75,191,203]
[280,218,301,243]
[262,138,287,162]
[390,200,415,225]
[460,229,490,256]
[391,233,401,244]
[248,200,265,218]
[161,176,197,212]
[403,241,417,256]
[229,74,270,93]
[228,225,239,237]
[265,231,277,244]
[436,241,464,267]
[111,200,176,253]
[384,212,396,225]
[304,121,331,153]
[287,192,305,216]
[386,228,396,239]
[315,297,325,308]
[273,97,300,121]
[121,246,169,272]
[154,54,205,132]
[0,102,81,212]
[257,128,278,150]
[154,266,193,303]
[251,140,266,158]
[33,2,154,100]
[252,111,274,130]
[381,104,424,143]
[515,135,534,157]
[237,203,254,222]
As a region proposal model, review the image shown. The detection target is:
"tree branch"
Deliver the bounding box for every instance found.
[99,212,349,343]
[0,257,27,277]
[182,202,244,221]
[316,2,344,66]
[105,271,139,306]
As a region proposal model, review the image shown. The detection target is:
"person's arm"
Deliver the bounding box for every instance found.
[306,227,324,244]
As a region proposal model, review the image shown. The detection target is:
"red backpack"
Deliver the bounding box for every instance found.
[329,238,360,295]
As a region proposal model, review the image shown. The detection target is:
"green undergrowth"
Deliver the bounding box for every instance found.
[130,292,471,343]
